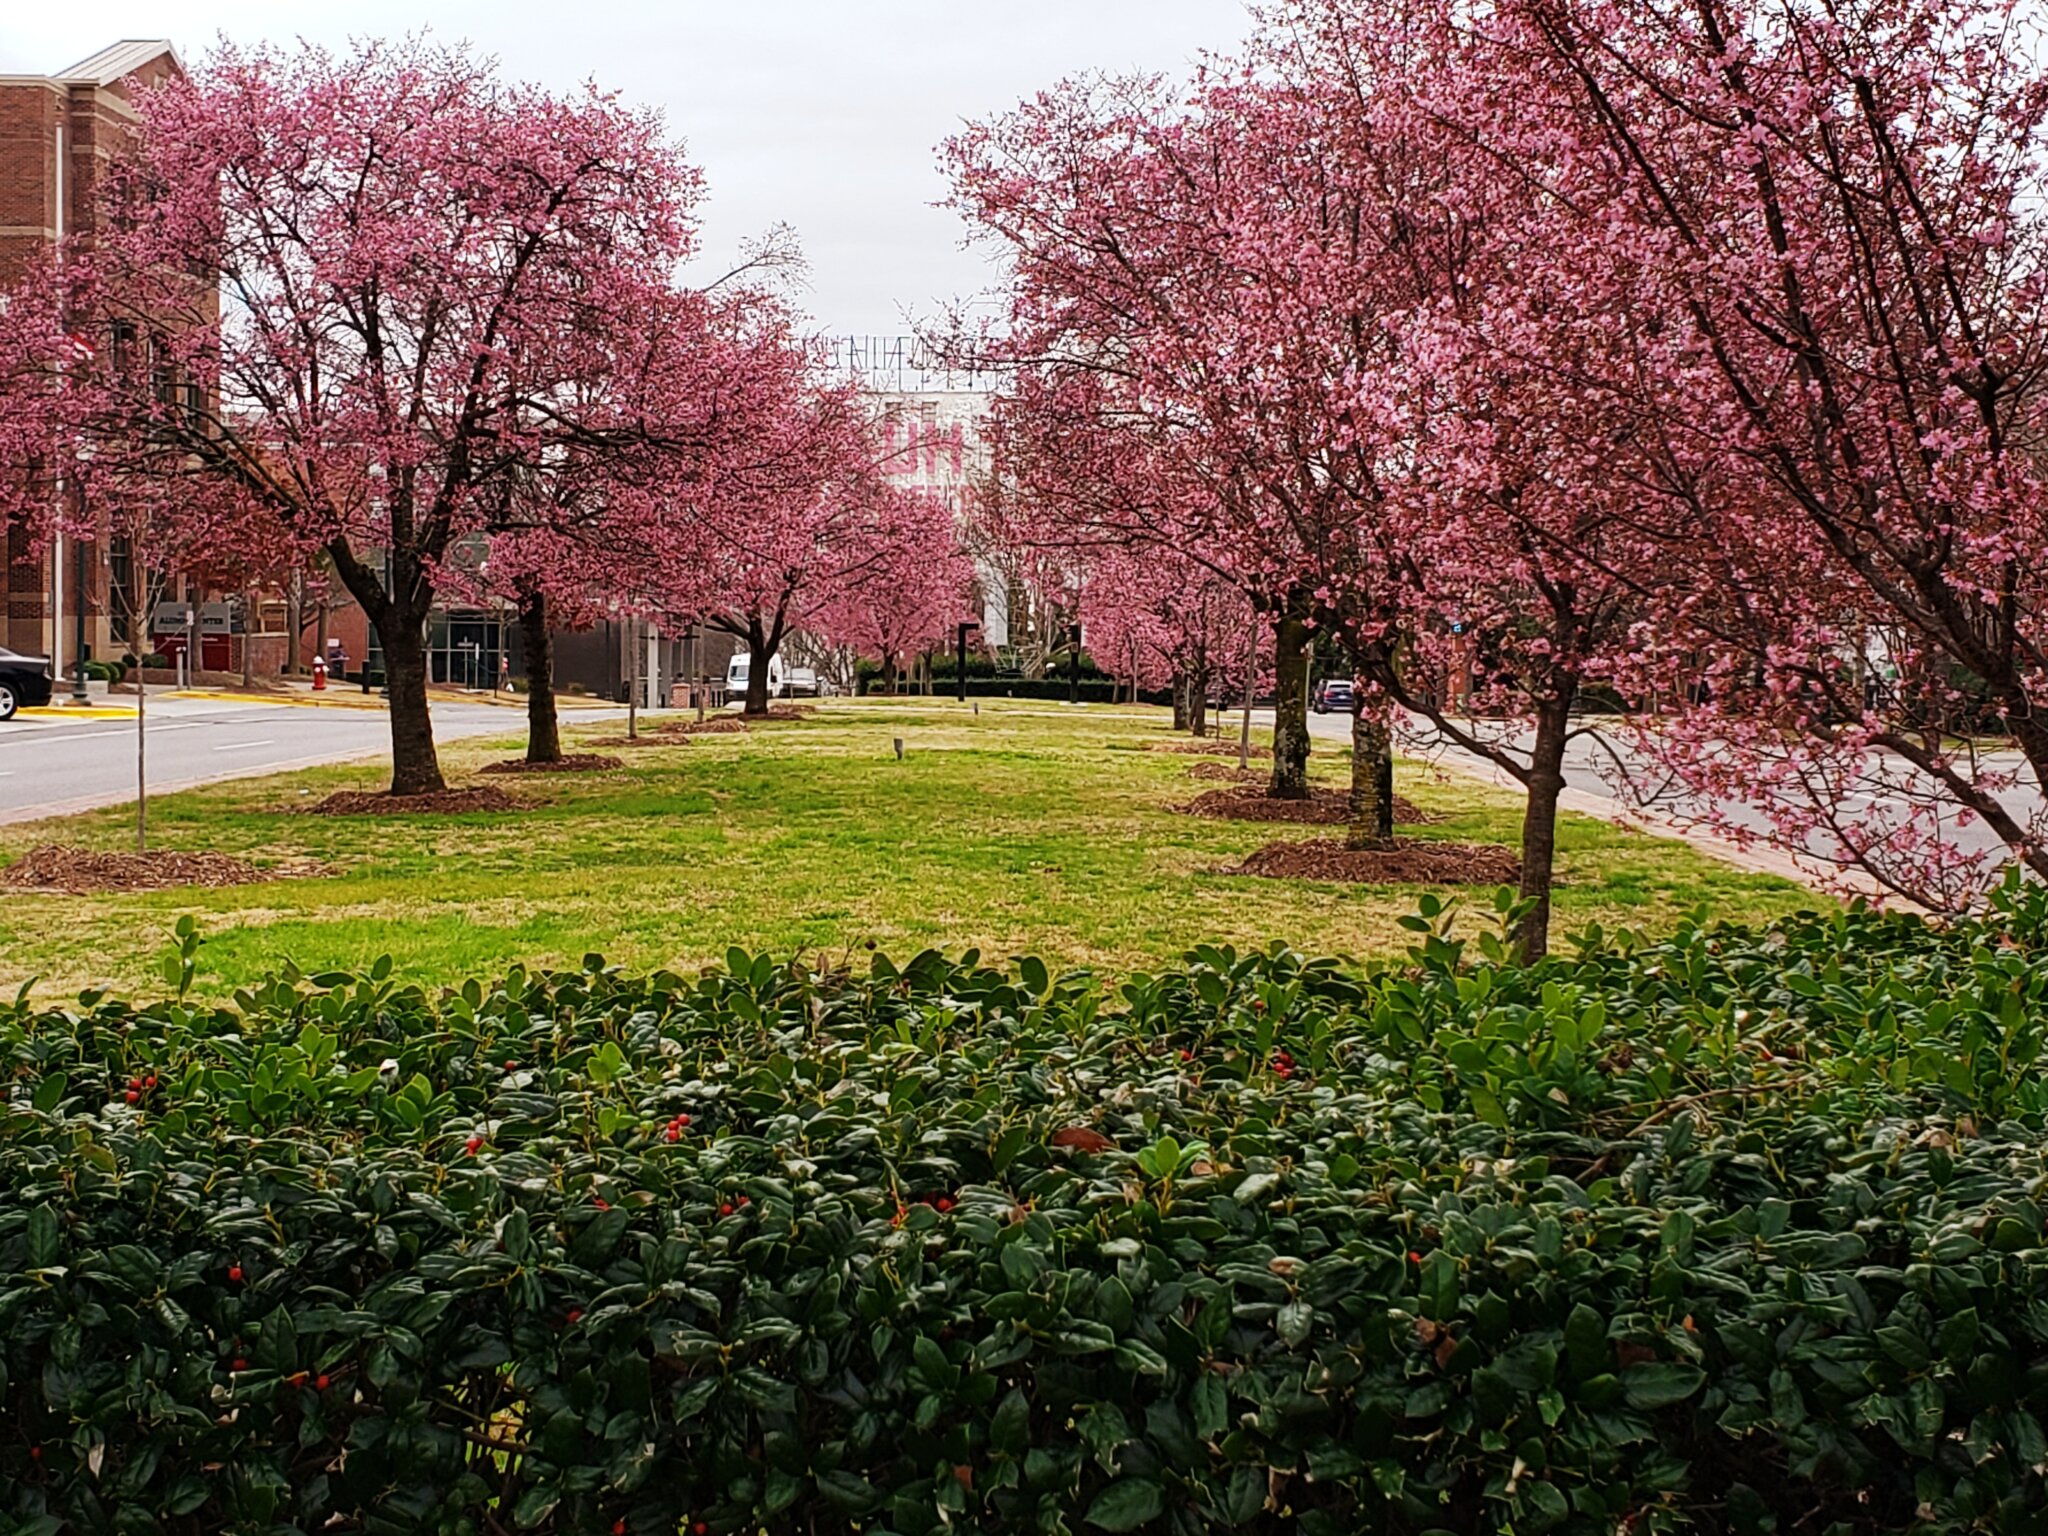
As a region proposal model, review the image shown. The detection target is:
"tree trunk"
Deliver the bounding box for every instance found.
[284,574,301,677]
[241,590,256,688]
[744,631,773,716]
[1268,610,1312,800]
[1516,693,1575,964]
[1347,703,1395,848]
[1189,670,1209,738]
[521,589,561,764]
[1172,673,1189,732]
[377,609,446,795]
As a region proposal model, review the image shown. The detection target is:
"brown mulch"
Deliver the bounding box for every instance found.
[1186,760,1263,782]
[305,786,527,816]
[0,844,321,894]
[479,754,623,775]
[1146,738,1271,758]
[662,716,751,736]
[1226,836,1520,885]
[1176,785,1440,826]
[583,733,690,748]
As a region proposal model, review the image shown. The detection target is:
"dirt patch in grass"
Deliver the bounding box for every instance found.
[1,844,322,894]
[305,786,528,816]
[583,733,689,749]
[1186,761,1262,782]
[1177,785,1441,826]
[662,716,751,736]
[479,754,623,775]
[1226,836,1519,885]
[1146,738,1270,758]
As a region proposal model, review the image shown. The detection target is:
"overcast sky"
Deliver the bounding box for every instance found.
[1,3,1250,338]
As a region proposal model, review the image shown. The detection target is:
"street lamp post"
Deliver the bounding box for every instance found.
[956,619,978,704]
[70,532,89,703]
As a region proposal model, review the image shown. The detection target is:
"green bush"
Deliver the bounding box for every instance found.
[7,892,2048,1535]
[864,676,1173,705]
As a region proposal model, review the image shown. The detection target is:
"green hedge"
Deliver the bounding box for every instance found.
[7,891,2048,1534]
[863,677,1174,705]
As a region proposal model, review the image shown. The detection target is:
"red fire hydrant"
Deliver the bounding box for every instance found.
[312,656,327,691]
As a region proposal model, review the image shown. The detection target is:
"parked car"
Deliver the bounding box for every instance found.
[724,651,785,700]
[784,666,821,698]
[1311,677,1355,714]
[0,646,55,721]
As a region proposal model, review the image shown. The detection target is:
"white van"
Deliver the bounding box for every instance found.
[726,651,786,699]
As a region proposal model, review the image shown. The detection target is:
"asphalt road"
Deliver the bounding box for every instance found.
[0,693,551,824]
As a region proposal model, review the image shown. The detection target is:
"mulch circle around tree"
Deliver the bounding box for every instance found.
[1176,785,1441,826]
[1146,738,1271,757]
[583,733,689,748]
[1226,836,1520,885]
[0,844,323,894]
[662,716,751,735]
[305,786,527,815]
[478,754,623,774]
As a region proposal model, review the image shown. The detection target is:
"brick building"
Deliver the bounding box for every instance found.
[1,41,187,671]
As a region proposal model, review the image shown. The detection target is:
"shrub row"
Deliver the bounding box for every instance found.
[861,676,1174,705]
[6,890,2048,1534]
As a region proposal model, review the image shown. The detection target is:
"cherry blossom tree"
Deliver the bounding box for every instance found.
[0,37,703,795]
[1367,0,2048,911]
[645,346,908,716]
[816,489,975,694]
[1080,547,1254,731]
[0,277,287,847]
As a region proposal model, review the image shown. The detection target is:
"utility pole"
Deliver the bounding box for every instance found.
[956,619,978,704]
[1239,623,1257,771]
[70,526,89,702]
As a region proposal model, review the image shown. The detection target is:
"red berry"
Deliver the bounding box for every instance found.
[505,1061,517,1070]
[614,1522,627,1535]
[719,1203,734,1216]
[1179,1048,1193,1061]
[232,1357,248,1371]
[675,1113,690,1126]
[464,1136,482,1155]
[693,1524,708,1536]
[315,1373,331,1390]
[936,1197,954,1212]
[566,1309,583,1324]
[124,1090,140,1104]
[29,1446,41,1461]
[1409,1251,1423,1264]
[737,1195,749,1206]
[228,1264,244,1282]
[664,1125,681,1142]
[592,1196,609,1211]
[145,1075,157,1088]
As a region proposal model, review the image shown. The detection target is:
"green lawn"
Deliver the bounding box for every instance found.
[0,699,1825,998]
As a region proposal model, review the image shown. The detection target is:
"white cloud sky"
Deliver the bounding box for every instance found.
[2,2,1251,337]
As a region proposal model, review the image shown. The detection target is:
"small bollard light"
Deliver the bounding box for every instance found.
[972,701,979,716]
[894,738,904,760]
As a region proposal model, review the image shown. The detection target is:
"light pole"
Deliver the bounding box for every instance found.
[1068,621,1082,706]
[70,531,89,703]
[956,619,978,704]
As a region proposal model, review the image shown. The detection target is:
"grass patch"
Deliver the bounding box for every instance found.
[0,700,1824,997]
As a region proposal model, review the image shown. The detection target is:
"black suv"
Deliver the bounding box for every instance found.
[0,646,55,721]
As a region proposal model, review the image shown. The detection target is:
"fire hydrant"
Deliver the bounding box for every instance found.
[312,656,327,691]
